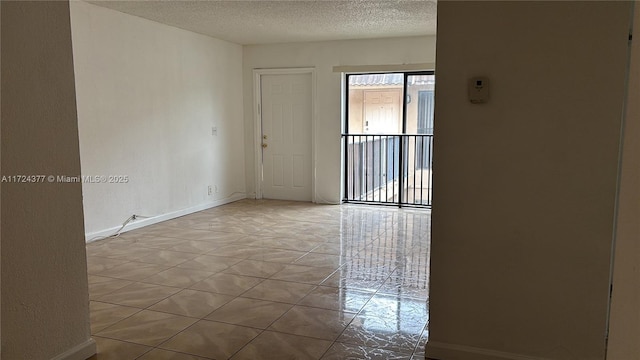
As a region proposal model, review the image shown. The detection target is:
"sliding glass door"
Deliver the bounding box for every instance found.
[343,71,435,207]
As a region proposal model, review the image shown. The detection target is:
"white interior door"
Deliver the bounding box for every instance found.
[260,73,312,201]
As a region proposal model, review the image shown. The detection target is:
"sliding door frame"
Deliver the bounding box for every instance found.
[342,70,435,207]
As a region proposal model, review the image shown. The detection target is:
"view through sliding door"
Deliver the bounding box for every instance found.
[343,71,435,207]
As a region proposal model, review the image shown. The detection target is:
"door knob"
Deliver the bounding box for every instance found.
[262,143,268,148]
[263,135,268,140]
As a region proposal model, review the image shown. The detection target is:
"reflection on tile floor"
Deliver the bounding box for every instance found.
[87,199,430,360]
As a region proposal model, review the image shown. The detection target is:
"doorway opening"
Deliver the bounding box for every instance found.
[343,71,435,207]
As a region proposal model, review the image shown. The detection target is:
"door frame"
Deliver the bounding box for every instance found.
[253,67,317,201]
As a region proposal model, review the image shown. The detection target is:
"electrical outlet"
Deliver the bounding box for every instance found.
[211,126,218,136]
[214,185,219,193]
[208,185,212,195]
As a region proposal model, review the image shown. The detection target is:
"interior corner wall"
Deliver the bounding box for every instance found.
[1,1,93,359]
[70,1,246,237]
[428,2,632,359]
[242,36,436,203]
[1,0,3,352]
[606,1,640,359]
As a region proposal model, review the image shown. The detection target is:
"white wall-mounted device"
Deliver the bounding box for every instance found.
[469,77,490,104]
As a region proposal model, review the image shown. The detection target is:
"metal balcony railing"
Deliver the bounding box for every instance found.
[343,134,433,207]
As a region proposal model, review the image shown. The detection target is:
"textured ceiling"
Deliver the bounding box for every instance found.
[88,0,438,45]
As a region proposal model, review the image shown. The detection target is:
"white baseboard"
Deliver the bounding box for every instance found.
[426,341,549,360]
[312,193,341,205]
[50,338,96,360]
[85,192,246,242]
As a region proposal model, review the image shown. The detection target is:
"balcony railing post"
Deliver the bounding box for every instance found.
[398,135,404,207]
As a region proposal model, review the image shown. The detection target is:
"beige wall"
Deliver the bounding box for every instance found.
[1,1,94,359]
[428,1,631,359]
[1,0,3,351]
[406,83,434,135]
[348,89,366,133]
[606,1,640,358]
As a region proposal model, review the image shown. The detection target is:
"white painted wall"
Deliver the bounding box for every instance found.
[242,36,436,203]
[428,2,631,359]
[70,1,246,237]
[607,1,640,358]
[1,1,94,358]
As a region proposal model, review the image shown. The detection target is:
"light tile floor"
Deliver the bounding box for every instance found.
[87,199,430,360]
